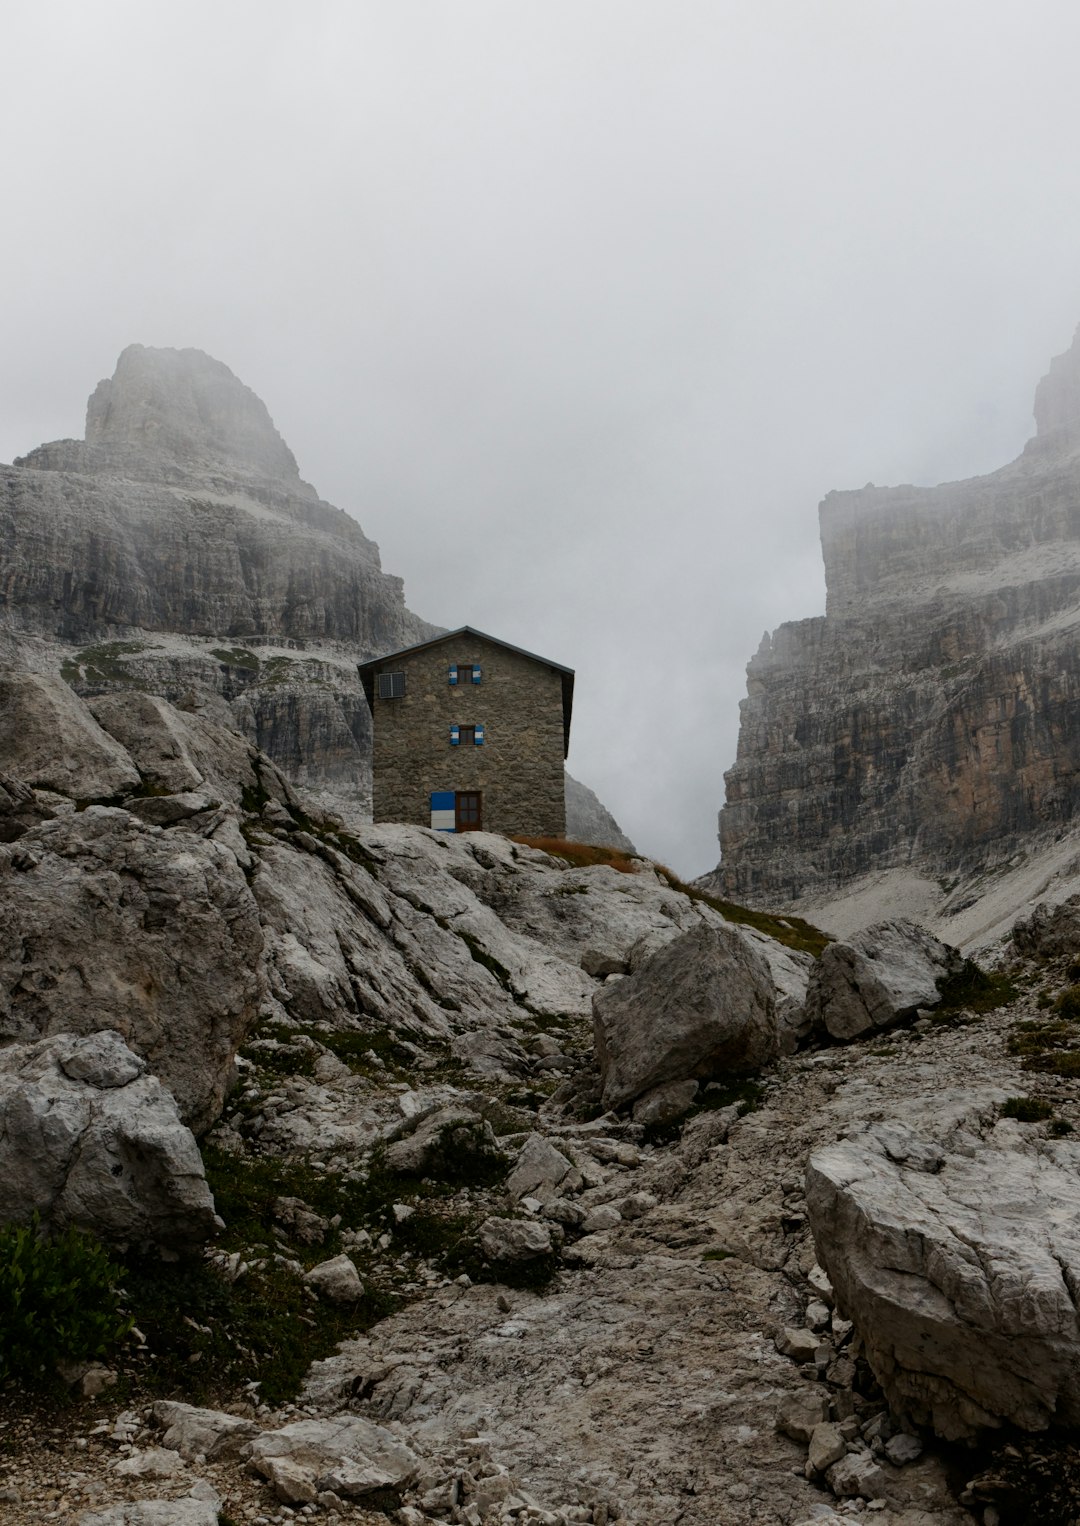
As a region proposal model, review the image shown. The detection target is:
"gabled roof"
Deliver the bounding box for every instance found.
[359,625,575,756]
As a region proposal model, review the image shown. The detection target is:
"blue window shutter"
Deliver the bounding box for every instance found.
[474,724,484,746]
[449,664,458,686]
[450,724,460,746]
[472,664,482,684]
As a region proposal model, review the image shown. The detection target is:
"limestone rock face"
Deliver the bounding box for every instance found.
[564,773,636,851]
[0,668,139,799]
[592,922,778,1109]
[716,323,1080,906]
[806,1098,1080,1440]
[0,344,436,836]
[0,1031,218,1251]
[84,343,302,481]
[0,803,262,1131]
[804,919,965,1040]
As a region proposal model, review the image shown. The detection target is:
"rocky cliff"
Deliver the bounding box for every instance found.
[715,324,1080,920]
[2,670,1077,1523]
[0,345,629,842]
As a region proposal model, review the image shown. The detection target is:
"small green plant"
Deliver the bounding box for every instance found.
[1050,1119,1075,1137]
[1054,985,1080,1020]
[0,1218,133,1384]
[701,1248,734,1261]
[1000,1097,1054,1123]
[934,961,1018,1018]
[211,648,260,671]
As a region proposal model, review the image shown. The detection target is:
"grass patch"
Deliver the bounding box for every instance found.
[211,647,261,671]
[934,961,1019,1018]
[655,869,831,958]
[1001,1097,1054,1123]
[61,641,148,687]
[701,1248,734,1262]
[1054,985,1080,1020]
[512,836,642,874]
[119,1249,395,1407]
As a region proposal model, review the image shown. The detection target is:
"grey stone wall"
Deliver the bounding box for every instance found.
[370,634,567,837]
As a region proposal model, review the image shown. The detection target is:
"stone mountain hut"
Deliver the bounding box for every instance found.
[359,627,574,837]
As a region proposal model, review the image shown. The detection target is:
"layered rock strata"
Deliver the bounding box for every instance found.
[0,344,629,844]
[716,325,1080,906]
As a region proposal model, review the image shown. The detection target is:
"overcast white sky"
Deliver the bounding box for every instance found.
[3,1,1080,877]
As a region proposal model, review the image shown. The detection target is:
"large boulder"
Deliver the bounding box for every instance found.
[0,667,140,800]
[0,1031,219,1252]
[806,1094,1080,1440]
[1012,895,1080,961]
[591,922,778,1110]
[803,918,965,1041]
[0,805,262,1131]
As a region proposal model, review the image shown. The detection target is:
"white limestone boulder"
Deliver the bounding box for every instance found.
[0,805,263,1131]
[592,922,778,1110]
[152,1400,260,1460]
[245,1415,420,1502]
[806,1095,1080,1439]
[803,918,965,1041]
[0,1031,218,1251]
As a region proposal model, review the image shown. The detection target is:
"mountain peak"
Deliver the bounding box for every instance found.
[84,344,301,481]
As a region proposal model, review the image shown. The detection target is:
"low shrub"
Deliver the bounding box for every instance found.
[0,1218,132,1385]
[1000,1097,1054,1123]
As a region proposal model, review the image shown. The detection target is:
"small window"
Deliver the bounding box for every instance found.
[450,724,483,747]
[449,662,482,686]
[377,671,406,699]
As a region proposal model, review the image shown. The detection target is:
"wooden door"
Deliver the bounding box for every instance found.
[455,791,482,832]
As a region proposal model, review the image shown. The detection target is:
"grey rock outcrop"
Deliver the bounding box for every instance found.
[592,922,778,1109]
[244,1415,420,1503]
[0,771,54,841]
[1012,894,1080,960]
[0,801,262,1131]
[564,773,636,851]
[6,346,428,652]
[803,919,965,1040]
[0,667,139,800]
[0,1031,218,1251]
[716,322,1080,907]
[806,1097,1080,1440]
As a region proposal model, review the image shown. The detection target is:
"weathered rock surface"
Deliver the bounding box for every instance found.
[803,919,965,1040]
[0,803,262,1131]
[0,668,139,799]
[151,1402,259,1461]
[715,322,1080,910]
[0,1031,218,1250]
[1012,892,1080,960]
[806,1093,1080,1440]
[592,922,778,1109]
[5,346,427,652]
[565,773,636,852]
[79,1497,222,1526]
[244,1415,419,1502]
